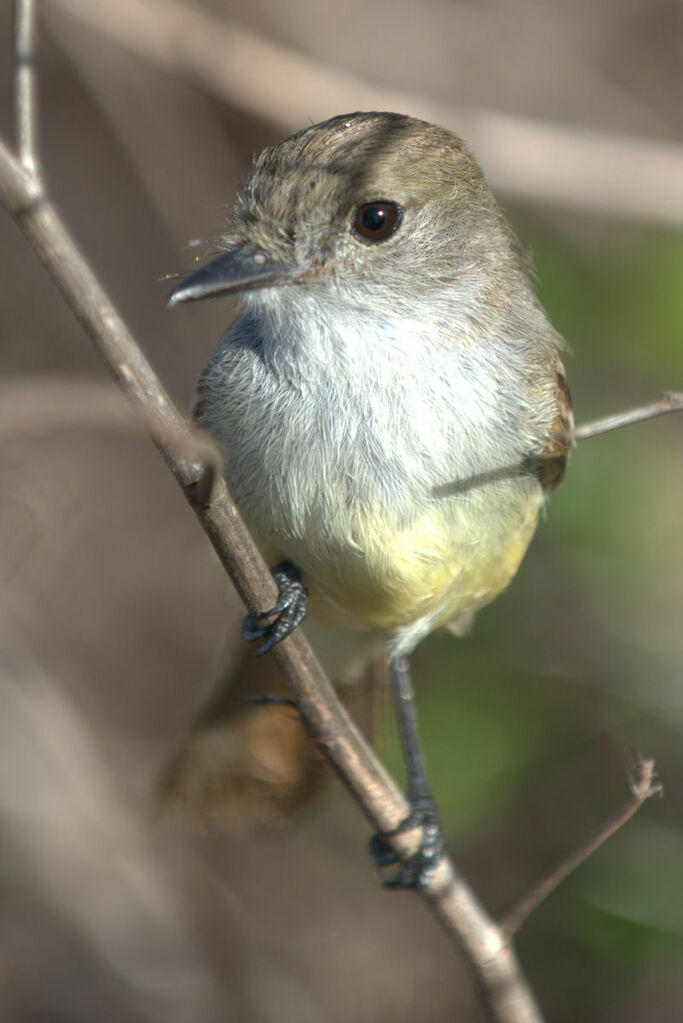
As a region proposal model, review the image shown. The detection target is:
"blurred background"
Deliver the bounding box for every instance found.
[0,0,681,1020]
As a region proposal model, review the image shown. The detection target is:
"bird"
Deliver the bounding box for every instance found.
[164,111,572,885]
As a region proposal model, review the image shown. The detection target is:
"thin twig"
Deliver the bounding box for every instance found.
[501,759,662,937]
[0,8,544,1022]
[45,0,683,226]
[570,390,683,443]
[13,0,39,175]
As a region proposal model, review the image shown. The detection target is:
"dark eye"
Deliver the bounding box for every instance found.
[352,200,403,243]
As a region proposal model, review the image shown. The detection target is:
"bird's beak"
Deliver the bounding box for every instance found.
[168,242,299,306]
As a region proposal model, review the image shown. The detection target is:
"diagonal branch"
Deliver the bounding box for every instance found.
[0,126,545,1023]
[501,758,662,937]
[0,5,544,1021]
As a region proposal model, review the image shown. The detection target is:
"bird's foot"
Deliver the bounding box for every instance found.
[242,562,308,655]
[369,793,445,889]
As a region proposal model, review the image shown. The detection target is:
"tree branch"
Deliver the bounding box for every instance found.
[13,0,39,175]
[0,5,544,1021]
[501,759,661,937]
[570,391,683,443]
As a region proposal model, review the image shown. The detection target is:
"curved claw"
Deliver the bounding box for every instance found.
[368,832,402,868]
[369,796,445,889]
[242,562,308,655]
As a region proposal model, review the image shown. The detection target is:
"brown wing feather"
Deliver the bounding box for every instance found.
[539,363,573,491]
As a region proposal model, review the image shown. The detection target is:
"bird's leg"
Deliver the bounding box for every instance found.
[370,653,445,888]
[242,562,308,656]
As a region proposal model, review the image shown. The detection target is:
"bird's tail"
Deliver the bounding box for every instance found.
[158,630,380,829]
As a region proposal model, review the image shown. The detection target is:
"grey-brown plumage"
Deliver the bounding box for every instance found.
[165,112,572,823]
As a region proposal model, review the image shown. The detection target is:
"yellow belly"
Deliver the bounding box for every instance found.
[266,482,542,637]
